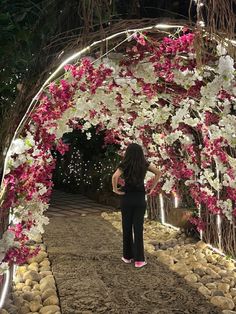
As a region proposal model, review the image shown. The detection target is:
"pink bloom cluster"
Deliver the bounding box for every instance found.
[189,216,206,232]
[4,245,40,265]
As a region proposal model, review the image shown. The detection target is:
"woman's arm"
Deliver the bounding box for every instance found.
[112,168,125,195]
[147,163,161,194]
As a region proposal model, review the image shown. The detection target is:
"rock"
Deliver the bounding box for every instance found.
[196,241,207,250]
[40,275,55,286]
[184,274,198,283]
[42,288,57,301]
[20,304,31,314]
[230,288,236,297]
[195,252,205,260]
[191,282,203,289]
[218,283,231,293]
[226,262,235,271]
[222,311,236,314]
[23,270,40,282]
[15,283,25,290]
[198,286,211,296]
[210,296,235,310]
[189,262,205,270]
[39,276,55,292]
[43,295,59,306]
[158,254,174,266]
[39,305,60,313]
[22,286,31,292]
[22,292,34,302]
[40,266,50,272]
[28,251,47,264]
[33,283,41,291]
[212,290,225,297]
[28,265,38,272]
[206,268,221,279]
[40,271,52,278]
[32,291,42,297]
[40,280,56,292]
[220,270,229,277]
[25,279,33,286]
[29,300,42,312]
[194,267,206,277]
[201,275,215,284]
[40,260,50,267]
[0,310,9,314]
[206,283,217,290]
[206,255,217,264]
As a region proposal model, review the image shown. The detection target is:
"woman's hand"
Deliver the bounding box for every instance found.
[113,189,125,195]
[147,189,155,196]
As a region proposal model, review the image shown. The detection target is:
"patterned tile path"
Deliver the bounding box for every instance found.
[47,190,113,217]
[44,191,221,314]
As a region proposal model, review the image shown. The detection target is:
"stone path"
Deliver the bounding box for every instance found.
[44,191,221,314]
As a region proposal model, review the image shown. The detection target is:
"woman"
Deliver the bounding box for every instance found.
[112,143,160,268]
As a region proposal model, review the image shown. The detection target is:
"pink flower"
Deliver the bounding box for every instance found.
[204,111,219,126]
[56,139,70,155]
[133,33,146,46]
[189,216,206,232]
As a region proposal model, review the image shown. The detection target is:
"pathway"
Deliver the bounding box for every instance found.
[44,191,221,314]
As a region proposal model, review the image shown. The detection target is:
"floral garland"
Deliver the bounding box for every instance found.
[0,29,235,274]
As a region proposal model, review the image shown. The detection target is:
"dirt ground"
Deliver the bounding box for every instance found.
[43,213,221,314]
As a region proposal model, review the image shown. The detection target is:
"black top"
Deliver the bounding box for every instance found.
[119,161,150,193]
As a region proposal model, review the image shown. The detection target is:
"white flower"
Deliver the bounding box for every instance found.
[165,131,183,145]
[218,199,233,221]
[152,133,165,146]
[216,44,227,56]
[203,169,221,191]
[0,230,17,251]
[83,122,91,131]
[86,132,92,140]
[10,138,26,155]
[162,176,175,193]
[0,262,9,275]
[218,55,234,78]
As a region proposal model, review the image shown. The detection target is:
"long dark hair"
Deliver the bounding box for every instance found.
[120,143,148,186]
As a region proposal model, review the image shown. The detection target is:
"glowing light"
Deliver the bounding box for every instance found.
[0,269,10,309]
[172,192,179,208]
[12,264,17,281]
[155,24,183,29]
[217,214,222,251]
[159,193,165,224]
[207,243,225,257]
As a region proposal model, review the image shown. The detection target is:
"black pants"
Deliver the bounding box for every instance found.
[121,192,146,262]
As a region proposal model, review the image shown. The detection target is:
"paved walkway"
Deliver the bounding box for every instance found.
[44,191,221,314]
[48,190,112,217]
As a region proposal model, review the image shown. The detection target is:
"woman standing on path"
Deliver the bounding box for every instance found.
[112,143,160,268]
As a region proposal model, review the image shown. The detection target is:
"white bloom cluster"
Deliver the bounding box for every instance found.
[162,176,175,193]
[217,199,233,222]
[202,168,221,191]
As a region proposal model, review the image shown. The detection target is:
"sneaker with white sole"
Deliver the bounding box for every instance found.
[135,261,147,268]
[121,257,134,264]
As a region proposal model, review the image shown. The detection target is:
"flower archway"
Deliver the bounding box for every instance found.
[0,23,236,278]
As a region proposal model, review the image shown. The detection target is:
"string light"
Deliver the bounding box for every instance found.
[159,193,165,224]
[0,269,10,309]
[172,192,179,209]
